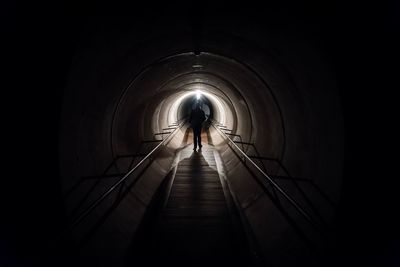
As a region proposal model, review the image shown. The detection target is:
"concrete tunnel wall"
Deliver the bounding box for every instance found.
[59,17,344,266]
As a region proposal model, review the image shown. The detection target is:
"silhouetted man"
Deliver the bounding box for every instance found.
[189,103,206,151]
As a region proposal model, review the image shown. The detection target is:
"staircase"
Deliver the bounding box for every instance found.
[129,129,252,266]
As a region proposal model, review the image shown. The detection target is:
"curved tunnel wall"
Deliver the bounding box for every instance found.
[59,23,344,266]
[110,53,258,157]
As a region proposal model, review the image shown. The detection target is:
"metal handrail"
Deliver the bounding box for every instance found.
[212,121,320,230]
[67,120,186,231]
[225,140,337,211]
[63,122,184,201]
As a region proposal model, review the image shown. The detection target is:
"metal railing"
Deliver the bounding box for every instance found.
[215,125,337,227]
[212,124,317,227]
[64,120,186,234]
[211,121,334,237]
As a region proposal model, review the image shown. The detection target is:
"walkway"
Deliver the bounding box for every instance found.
[129,128,252,266]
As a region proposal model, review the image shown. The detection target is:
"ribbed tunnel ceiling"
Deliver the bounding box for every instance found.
[57,18,346,264]
[54,7,346,267]
[60,29,344,201]
[6,3,398,267]
[110,52,283,159]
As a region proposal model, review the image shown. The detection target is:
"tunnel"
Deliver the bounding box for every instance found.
[4,2,400,267]
[55,10,344,267]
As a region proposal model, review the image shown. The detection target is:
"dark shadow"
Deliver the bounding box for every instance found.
[226,141,325,265]
[216,124,336,231]
[62,122,184,229]
[125,146,254,266]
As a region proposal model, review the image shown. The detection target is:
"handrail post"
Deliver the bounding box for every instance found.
[66,120,185,231]
[211,121,320,231]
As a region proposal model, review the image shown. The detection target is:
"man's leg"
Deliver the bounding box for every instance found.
[198,128,202,148]
[193,128,197,150]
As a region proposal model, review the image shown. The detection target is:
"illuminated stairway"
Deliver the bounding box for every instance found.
[129,130,252,266]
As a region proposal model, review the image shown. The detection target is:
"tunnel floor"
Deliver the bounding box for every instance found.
[128,129,252,266]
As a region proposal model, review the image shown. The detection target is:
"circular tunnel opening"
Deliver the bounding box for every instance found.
[60,46,343,267]
[110,52,285,165]
[177,92,213,122]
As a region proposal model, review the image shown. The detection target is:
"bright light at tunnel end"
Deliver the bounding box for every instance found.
[167,88,228,126]
[196,90,202,100]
